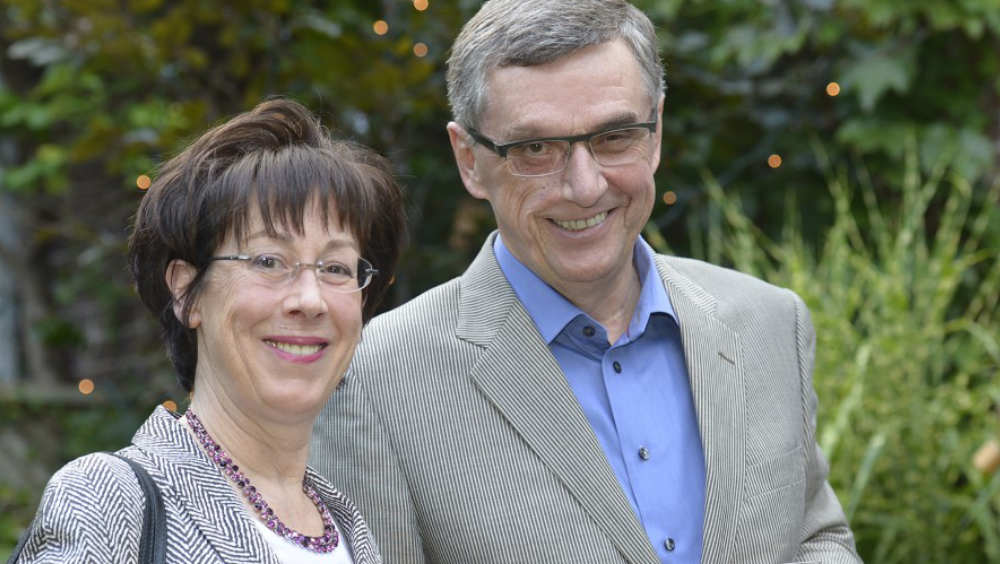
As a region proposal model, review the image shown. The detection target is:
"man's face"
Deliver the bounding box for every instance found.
[448,39,663,297]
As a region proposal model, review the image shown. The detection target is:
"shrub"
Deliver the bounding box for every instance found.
[646,136,1000,563]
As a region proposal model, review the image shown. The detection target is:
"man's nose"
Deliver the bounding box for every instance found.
[561,142,606,206]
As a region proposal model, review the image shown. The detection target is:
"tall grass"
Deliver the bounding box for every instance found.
[647,137,1000,563]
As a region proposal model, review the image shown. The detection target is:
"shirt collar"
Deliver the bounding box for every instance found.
[494,234,678,345]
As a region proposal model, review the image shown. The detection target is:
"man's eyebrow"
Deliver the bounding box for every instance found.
[501,111,644,141]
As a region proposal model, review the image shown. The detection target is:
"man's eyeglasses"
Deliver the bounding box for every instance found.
[465,117,658,177]
[210,253,378,293]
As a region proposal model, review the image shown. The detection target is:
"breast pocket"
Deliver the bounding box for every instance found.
[733,446,806,562]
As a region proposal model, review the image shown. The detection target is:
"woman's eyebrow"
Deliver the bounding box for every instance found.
[243,231,358,252]
[244,230,290,243]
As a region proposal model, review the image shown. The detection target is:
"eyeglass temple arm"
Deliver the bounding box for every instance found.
[463,127,505,157]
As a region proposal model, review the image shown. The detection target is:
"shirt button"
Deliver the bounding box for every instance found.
[638,446,650,461]
[664,538,675,552]
[583,326,595,337]
[612,361,622,373]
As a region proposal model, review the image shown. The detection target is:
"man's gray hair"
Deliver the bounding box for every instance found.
[446,0,665,130]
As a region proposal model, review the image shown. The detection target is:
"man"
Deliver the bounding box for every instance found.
[312,1,861,562]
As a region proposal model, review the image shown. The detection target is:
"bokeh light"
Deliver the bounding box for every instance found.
[662,191,677,205]
[162,399,178,412]
[78,378,95,395]
[373,20,389,35]
[413,42,429,57]
[767,154,783,168]
[413,0,429,11]
[136,174,151,190]
[826,81,841,96]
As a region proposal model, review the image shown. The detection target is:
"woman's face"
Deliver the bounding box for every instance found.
[183,201,364,425]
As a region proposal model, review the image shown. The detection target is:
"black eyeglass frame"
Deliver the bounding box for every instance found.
[464,117,659,160]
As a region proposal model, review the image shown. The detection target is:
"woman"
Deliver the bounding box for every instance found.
[12,99,405,563]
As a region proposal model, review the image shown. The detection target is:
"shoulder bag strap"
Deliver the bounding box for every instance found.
[108,453,167,564]
[6,517,33,564]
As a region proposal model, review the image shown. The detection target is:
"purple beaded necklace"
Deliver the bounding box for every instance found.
[184,409,340,553]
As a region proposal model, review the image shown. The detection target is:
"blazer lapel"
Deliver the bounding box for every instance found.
[458,234,659,563]
[307,467,381,564]
[656,257,744,564]
[131,408,281,564]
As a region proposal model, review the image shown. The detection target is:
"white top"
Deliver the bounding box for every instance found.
[251,516,355,564]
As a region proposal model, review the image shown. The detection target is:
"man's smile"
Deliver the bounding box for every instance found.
[551,210,609,232]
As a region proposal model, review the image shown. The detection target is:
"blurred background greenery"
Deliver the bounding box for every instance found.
[0,1,997,561]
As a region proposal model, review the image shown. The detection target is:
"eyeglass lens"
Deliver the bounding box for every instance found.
[246,254,373,292]
[507,127,652,176]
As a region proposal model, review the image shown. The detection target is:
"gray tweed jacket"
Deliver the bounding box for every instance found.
[311,233,861,564]
[15,406,381,563]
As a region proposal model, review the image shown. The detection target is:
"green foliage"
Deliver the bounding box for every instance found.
[642,0,1000,247]
[649,139,1000,562]
[1,1,998,561]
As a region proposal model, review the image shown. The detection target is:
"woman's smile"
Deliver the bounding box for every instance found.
[263,337,329,363]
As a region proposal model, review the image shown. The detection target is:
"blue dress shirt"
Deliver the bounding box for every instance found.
[495,235,706,563]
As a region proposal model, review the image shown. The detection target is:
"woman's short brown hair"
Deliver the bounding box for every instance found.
[128,99,406,391]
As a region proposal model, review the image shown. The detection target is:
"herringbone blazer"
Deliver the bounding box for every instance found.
[311,233,861,564]
[15,407,381,563]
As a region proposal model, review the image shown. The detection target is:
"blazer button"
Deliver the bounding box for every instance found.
[664,538,676,552]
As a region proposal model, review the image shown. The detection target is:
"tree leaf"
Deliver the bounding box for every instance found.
[841,50,914,111]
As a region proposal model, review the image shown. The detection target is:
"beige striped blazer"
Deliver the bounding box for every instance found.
[311,233,861,563]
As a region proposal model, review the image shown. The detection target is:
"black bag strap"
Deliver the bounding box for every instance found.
[6,452,166,564]
[108,453,167,564]
[6,518,32,564]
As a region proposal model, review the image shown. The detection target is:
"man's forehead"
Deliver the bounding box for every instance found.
[477,39,647,130]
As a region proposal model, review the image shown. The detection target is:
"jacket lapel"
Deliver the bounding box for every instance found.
[459,235,660,563]
[307,467,381,564]
[655,257,744,564]
[131,408,281,564]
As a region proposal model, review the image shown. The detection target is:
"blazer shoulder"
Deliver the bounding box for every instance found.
[659,255,800,307]
[370,278,460,328]
[44,452,145,504]
[18,453,145,562]
[361,277,463,353]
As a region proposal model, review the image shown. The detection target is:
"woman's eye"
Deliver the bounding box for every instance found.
[320,262,352,276]
[251,254,284,270]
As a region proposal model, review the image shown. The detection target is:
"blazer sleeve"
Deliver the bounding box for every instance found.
[13,453,144,564]
[789,292,863,563]
[311,370,427,564]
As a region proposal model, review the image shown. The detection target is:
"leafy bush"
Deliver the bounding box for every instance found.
[645,137,1000,563]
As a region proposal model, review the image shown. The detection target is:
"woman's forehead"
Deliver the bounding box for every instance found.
[232,198,357,247]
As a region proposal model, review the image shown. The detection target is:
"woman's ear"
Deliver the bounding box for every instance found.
[165,259,201,328]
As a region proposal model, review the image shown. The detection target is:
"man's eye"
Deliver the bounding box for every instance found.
[524,142,548,154]
[594,128,644,149]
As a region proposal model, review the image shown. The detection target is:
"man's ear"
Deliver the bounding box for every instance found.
[165,259,201,329]
[446,121,488,200]
[650,93,665,172]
